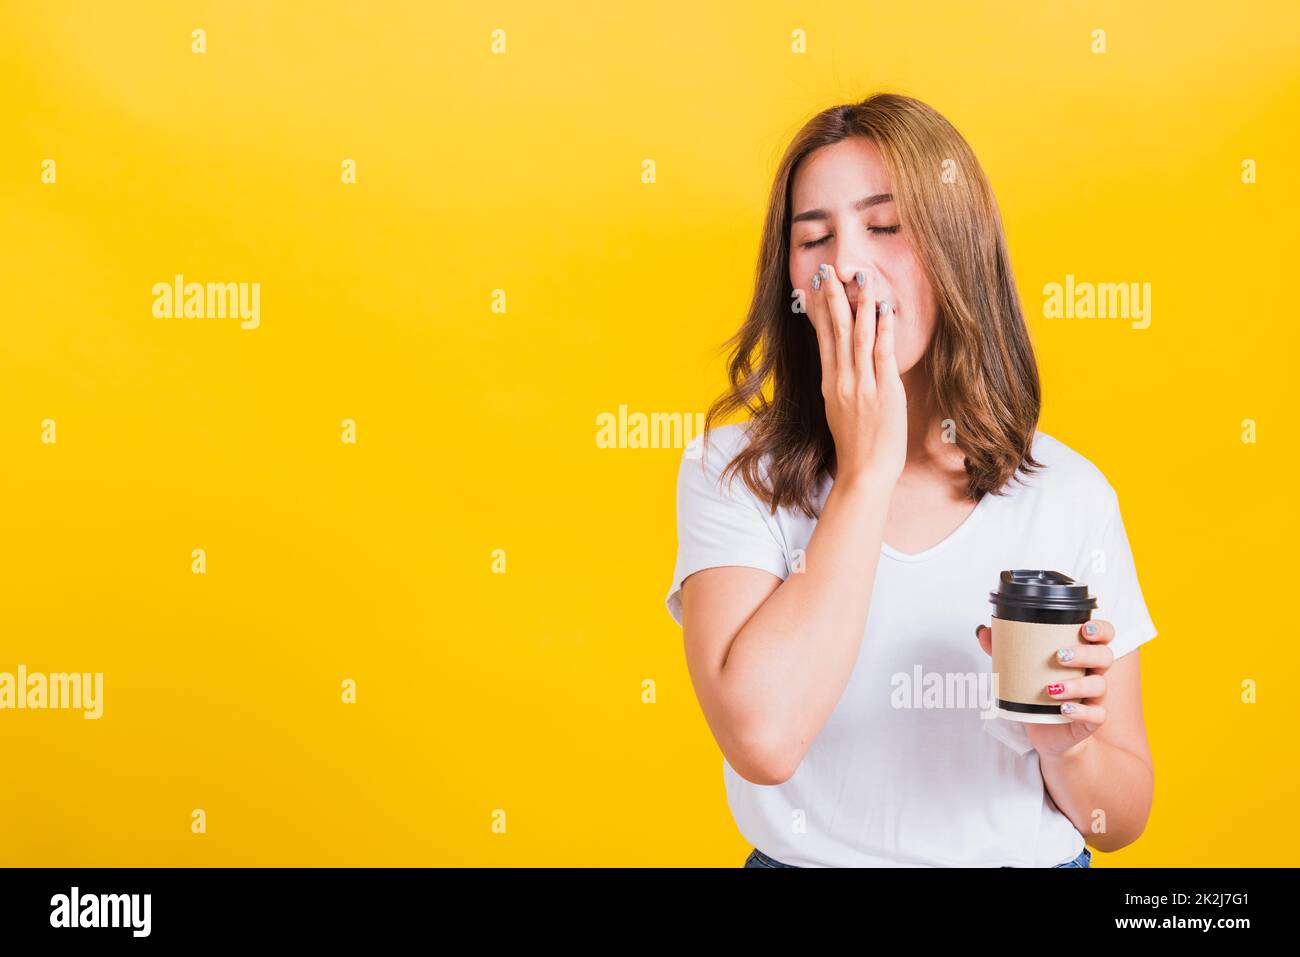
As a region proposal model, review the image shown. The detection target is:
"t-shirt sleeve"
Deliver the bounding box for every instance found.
[664,430,790,628]
[1076,492,1158,661]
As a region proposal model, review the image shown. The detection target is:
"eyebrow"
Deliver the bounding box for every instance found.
[790,192,895,225]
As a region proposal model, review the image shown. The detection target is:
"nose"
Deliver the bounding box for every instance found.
[831,238,876,291]
[826,246,891,317]
[834,260,861,288]
[832,257,879,298]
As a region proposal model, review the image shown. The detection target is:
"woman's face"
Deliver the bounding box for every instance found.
[788,136,937,377]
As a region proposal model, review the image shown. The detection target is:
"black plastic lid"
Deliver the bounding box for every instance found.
[988,569,1097,614]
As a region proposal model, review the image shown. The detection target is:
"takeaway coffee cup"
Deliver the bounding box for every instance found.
[987,570,1097,724]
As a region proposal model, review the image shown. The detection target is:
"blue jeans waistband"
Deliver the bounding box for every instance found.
[744,845,1092,868]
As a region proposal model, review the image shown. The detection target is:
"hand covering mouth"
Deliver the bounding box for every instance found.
[849,297,892,319]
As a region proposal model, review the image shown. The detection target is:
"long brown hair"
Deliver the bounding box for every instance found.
[702,92,1044,519]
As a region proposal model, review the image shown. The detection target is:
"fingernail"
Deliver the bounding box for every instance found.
[975,625,982,637]
[811,273,821,290]
[818,263,829,275]
[855,270,866,286]
[1056,648,1075,662]
[1046,683,1065,696]
[1060,703,1076,714]
[1084,623,1097,636]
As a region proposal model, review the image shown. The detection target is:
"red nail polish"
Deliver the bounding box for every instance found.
[1047,683,1065,696]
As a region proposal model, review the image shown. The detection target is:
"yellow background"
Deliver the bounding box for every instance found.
[1,0,1296,866]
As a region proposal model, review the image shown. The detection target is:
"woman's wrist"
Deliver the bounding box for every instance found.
[832,467,899,501]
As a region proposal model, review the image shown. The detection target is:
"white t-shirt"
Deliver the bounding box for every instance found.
[665,421,1158,867]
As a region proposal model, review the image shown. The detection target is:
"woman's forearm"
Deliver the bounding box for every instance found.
[1038,737,1154,852]
[721,471,895,779]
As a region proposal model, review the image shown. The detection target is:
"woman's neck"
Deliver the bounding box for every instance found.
[898,365,963,476]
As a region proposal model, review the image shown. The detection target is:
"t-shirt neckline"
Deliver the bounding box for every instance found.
[880,488,994,563]
[817,473,997,564]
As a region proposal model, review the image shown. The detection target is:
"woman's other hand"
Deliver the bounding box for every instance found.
[975,619,1117,757]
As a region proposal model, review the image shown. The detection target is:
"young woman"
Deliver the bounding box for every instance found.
[665,93,1158,868]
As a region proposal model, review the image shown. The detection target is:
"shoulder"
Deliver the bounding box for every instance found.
[1015,430,1120,516]
[687,420,750,455]
[683,421,766,476]
[677,420,776,508]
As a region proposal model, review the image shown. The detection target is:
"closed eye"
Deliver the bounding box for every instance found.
[798,225,900,249]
